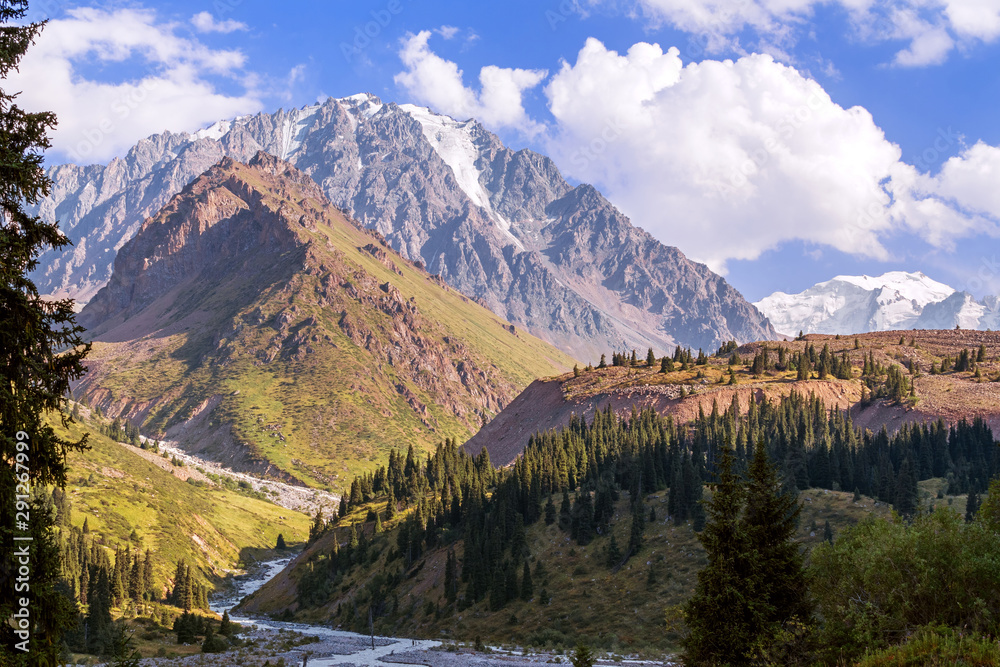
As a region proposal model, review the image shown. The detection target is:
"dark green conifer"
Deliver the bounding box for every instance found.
[520,560,533,600]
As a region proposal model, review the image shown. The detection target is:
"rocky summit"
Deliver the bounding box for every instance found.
[75,152,573,486]
[35,94,775,361]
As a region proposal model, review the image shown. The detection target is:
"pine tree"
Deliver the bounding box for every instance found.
[544,494,557,525]
[520,560,533,601]
[646,348,656,366]
[893,457,919,517]
[684,442,811,663]
[142,550,154,600]
[966,489,980,522]
[743,438,812,638]
[444,550,458,603]
[276,533,287,550]
[683,448,751,664]
[628,501,645,556]
[571,644,595,667]
[598,354,607,369]
[1,5,91,657]
[309,510,325,543]
[385,488,396,521]
[606,532,622,569]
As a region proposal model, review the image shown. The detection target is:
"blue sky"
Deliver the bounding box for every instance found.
[11,0,1000,302]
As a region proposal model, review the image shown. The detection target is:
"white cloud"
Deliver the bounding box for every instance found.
[394,31,547,134]
[545,39,906,270]
[191,11,249,34]
[5,8,262,164]
[436,25,460,40]
[392,36,1000,269]
[543,38,1000,270]
[610,0,1000,66]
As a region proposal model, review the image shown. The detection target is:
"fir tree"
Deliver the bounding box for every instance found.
[520,560,533,600]
[743,438,812,639]
[598,354,607,369]
[444,550,458,603]
[544,494,557,525]
[606,532,622,569]
[1,3,91,656]
[893,457,919,518]
[683,448,751,664]
[276,533,287,550]
[966,489,980,522]
[571,644,595,667]
[646,347,656,366]
[628,501,645,556]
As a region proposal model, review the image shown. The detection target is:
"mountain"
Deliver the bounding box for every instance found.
[57,408,310,591]
[34,94,776,360]
[755,271,1000,336]
[463,329,1000,466]
[74,152,574,487]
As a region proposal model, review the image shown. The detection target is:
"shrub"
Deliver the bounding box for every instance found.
[810,508,1000,662]
[855,625,1000,666]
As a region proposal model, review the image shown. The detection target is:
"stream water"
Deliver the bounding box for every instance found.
[210,557,441,666]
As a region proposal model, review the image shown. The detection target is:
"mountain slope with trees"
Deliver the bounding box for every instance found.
[465,329,1000,467]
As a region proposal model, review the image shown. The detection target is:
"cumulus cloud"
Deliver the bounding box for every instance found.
[190,11,249,34]
[394,31,547,135]
[4,8,262,164]
[544,38,1000,270]
[611,0,1000,66]
[545,39,906,270]
[393,35,1000,271]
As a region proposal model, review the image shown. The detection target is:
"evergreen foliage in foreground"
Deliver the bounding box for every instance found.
[683,442,811,665]
[0,2,91,661]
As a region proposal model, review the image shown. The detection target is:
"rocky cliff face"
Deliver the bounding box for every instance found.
[75,153,573,486]
[37,94,776,359]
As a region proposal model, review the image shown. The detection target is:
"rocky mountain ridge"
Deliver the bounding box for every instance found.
[35,94,776,360]
[74,152,573,486]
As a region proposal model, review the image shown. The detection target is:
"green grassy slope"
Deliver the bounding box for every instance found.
[78,156,575,489]
[58,414,310,592]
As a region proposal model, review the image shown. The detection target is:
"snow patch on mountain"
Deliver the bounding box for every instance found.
[279,104,322,161]
[399,104,523,250]
[756,271,1000,335]
[193,119,231,141]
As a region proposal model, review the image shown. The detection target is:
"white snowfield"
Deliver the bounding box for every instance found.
[400,104,525,251]
[756,271,1000,336]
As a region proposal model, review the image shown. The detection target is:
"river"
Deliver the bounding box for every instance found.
[210,556,441,666]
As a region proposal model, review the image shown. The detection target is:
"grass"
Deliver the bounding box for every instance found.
[80,159,575,489]
[58,414,311,591]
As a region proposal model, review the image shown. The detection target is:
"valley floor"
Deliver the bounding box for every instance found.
[133,628,677,667]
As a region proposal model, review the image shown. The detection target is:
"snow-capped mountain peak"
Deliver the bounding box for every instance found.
[398,103,523,249]
[755,271,998,336]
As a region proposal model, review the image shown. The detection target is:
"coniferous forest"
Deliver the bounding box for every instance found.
[290,384,1000,663]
